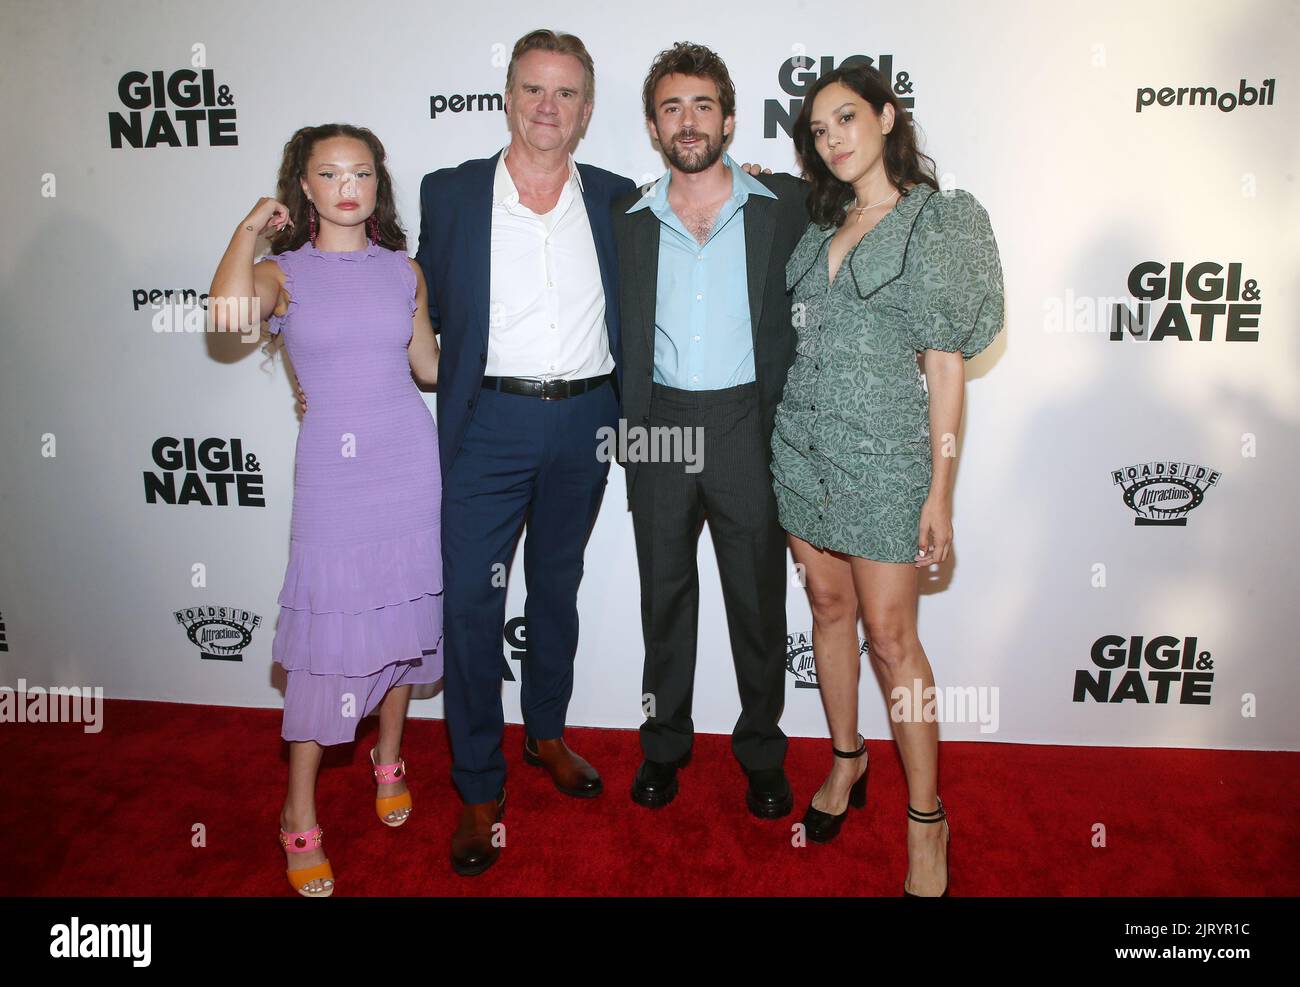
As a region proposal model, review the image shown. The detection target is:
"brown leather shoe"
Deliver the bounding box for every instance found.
[523,735,603,798]
[450,789,506,877]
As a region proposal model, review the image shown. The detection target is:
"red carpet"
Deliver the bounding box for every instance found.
[1,699,1295,896]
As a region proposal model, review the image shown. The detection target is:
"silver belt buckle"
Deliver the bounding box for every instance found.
[538,378,562,400]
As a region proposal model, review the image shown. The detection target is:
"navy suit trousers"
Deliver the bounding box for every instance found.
[441,379,619,803]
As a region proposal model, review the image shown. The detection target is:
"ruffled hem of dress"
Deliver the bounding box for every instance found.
[276,525,441,613]
[272,590,443,677]
[279,650,442,746]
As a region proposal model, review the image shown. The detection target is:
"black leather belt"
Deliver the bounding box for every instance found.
[481,373,611,400]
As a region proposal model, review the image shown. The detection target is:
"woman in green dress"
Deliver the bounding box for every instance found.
[770,64,1004,895]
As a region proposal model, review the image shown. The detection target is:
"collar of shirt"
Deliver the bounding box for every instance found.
[494,143,584,208]
[626,151,776,219]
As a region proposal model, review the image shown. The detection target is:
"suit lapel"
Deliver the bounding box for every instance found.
[630,206,660,354]
[743,194,775,348]
[472,152,501,351]
[578,168,617,341]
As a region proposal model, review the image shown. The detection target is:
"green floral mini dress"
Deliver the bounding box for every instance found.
[770,186,1004,562]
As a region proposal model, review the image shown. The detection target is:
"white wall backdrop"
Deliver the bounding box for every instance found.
[2,0,1297,751]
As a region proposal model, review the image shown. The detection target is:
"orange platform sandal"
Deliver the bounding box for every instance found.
[370,747,412,827]
[279,824,334,897]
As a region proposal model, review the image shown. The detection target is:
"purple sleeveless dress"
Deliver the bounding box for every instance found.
[263,239,442,745]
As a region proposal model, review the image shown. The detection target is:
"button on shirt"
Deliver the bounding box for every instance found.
[487,145,614,380]
[626,152,776,389]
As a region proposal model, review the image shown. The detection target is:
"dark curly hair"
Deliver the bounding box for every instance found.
[268,123,407,255]
[641,41,736,122]
[793,64,938,228]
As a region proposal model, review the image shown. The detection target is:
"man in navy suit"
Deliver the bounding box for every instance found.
[415,29,633,876]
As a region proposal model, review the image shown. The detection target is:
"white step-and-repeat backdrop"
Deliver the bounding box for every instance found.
[2,0,1296,750]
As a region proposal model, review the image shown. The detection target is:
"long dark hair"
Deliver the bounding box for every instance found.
[269,123,407,255]
[793,64,938,229]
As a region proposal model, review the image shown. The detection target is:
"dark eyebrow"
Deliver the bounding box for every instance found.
[808,101,856,127]
[659,94,718,108]
[317,162,373,168]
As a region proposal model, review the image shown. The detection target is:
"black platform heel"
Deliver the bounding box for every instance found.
[902,796,950,897]
[801,733,868,844]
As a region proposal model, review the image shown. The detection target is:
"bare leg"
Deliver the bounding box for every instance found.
[850,556,948,896]
[280,739,331,893]
[373,684,412,824]
[789,533,868,815]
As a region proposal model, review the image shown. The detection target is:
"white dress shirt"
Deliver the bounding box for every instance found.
[487,144,614,380]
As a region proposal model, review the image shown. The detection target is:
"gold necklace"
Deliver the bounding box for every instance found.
[852,189,899,221]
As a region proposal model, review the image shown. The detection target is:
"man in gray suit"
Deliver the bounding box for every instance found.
[611,42,809,817]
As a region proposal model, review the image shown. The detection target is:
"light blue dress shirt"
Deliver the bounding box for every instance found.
[626,152,777,390]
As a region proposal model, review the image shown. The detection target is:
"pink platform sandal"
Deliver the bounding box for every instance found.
[279,824,334,897]
[370,747,412,827]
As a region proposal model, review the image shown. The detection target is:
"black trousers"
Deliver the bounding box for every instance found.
[629,381,788,771]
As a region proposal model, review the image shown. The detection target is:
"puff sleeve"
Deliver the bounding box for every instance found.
[906,189,1004,359]
[261,252,293,336]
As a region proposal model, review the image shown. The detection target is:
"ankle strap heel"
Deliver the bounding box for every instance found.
[370,746,413,828]
[907,795,945,824]
[802,734,869,843]
[833,733,866,759]
[278,824,334,898]
[903,796,950,898]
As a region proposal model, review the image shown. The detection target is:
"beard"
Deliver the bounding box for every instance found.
[664,130,724,174]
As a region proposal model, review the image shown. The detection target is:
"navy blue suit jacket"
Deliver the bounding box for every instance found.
[414,150,635,477]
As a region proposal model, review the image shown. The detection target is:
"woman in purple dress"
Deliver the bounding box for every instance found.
[210,124,442,896]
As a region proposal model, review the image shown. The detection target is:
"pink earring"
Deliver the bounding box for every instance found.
[308,202,317,246]
[367,213,379,244]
